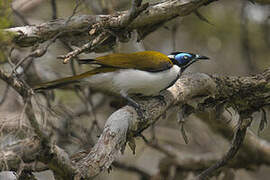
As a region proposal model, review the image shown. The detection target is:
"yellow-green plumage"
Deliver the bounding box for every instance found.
[34,51,173,91]
[33,50,209,118]
[80,51,173,72]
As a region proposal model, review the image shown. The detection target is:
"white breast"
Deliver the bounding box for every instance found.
[113,65,180,96]
[83,65,180,96]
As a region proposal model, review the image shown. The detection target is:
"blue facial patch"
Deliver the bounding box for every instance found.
[175,53,192,65]
[175,53,192,61]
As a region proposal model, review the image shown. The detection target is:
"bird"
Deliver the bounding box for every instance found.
[34,51,209,116]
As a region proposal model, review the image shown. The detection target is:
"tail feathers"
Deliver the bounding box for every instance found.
[34,76,79,91]
[77,58,96,65]
[34,67,117,92]
[34,71,95,91]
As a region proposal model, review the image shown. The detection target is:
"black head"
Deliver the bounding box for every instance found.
[168,52,209,72]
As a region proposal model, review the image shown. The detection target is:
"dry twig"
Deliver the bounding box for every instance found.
[197,115,252,179]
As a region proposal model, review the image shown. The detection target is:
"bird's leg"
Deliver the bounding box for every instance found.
[120,91,144,119]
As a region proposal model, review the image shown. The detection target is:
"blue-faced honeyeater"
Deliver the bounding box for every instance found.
[34,51,209,113]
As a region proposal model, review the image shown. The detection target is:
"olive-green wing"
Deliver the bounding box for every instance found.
[78,51,173,72]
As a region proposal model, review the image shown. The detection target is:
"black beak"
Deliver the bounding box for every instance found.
[196,55,210,60]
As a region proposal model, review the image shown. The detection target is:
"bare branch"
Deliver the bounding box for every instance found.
[2,0,270,178]
[1,67,270,178]
[0,84,9,106]
[197,115,252,179]
[12,32,62,73]
[6,0,217,48]
[199,108,270,168]
[51,0,57,20]
[0,68,30,97]
[120,0,148,27]
[0,63,76,179]
[73,68,270,178]
[58,32,110,64]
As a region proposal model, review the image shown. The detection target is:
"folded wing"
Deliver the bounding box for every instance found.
[77,51,173,72]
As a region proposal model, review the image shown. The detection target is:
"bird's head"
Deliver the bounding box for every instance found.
[168,52,209,72]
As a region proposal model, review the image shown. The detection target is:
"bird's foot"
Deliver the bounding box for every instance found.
[135,106,145,120]
[127,101,145,120]
[121,91,145,120]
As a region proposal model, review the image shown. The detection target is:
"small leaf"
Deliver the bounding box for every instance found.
[258,108,268,135]
[180,122,189,144]
[177,110,189,144]
[128,137,136,155]
[177,105,194,144]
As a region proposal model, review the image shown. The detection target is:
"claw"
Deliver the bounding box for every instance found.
[126,102,145,120]
[134,105,145,120]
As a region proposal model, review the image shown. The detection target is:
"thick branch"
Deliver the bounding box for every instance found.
[0,69,30,97]
[2,66,270,178]
[73,68,270,178]
[0,70,76,179]
[0,137,75,179]
[5,0,216,48]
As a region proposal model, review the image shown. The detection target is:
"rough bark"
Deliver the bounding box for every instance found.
[73,69,270,178]
[1,68,270,178]
[6,0,216,49]
[1,0,270,179]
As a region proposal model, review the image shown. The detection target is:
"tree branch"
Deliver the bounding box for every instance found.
[5,0,216,48]
[72,68,270,178]
[199,108,270,168]
[1,67,270,178]
[197,115,252,179]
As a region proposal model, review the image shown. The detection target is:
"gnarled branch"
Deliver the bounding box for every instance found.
[6,0,216,49]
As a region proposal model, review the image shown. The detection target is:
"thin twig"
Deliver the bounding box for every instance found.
[120,0,145,27]
[7,0,216,48]
[194,10,214,26]
[65,0,82,25]
[196,115,252,179]
[24,97,47,141]
[0,68,30,96]
[11,0,80,74]
[12,32,62,74]
[59,0,148,64]
[0,84,9,106]
[58,32,109,64]
[51,0,57,20]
